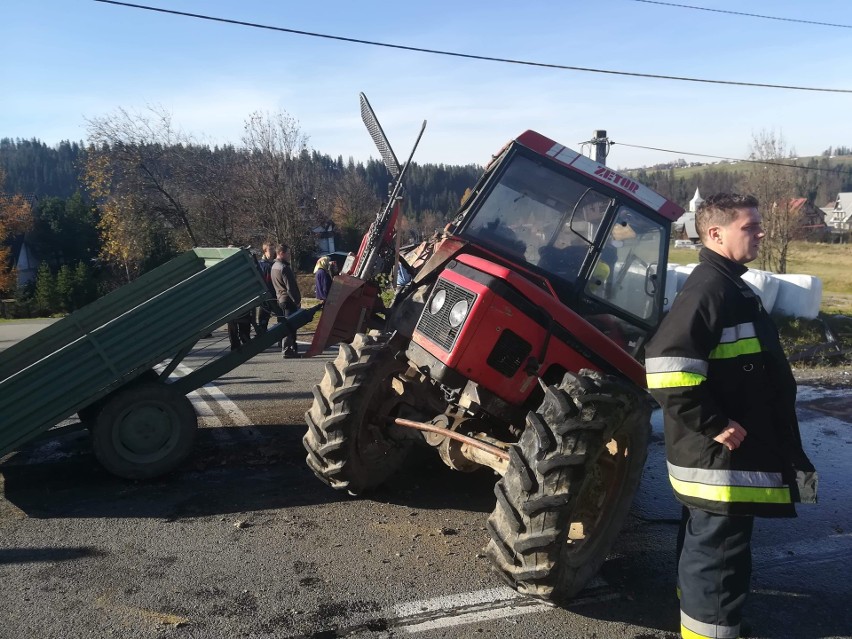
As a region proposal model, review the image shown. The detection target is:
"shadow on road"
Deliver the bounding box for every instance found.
[1,422,497,521]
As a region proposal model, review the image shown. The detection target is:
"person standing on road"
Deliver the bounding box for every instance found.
[644,193,817,639]
[226,245,253,350]
[256,241,279,335]
[271,244,302,359]
[313,256,332,302]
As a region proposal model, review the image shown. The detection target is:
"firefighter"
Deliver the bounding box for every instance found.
[644,193,817,639]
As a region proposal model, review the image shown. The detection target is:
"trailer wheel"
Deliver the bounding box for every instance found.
[303,332,411,495]
[485,370,650,603]
[91,382,197,480]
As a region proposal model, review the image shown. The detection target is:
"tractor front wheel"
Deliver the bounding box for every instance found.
[486,370,651,603]
[303,332,411,495]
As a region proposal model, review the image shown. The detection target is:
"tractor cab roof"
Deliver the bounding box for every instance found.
[513,131,684,222]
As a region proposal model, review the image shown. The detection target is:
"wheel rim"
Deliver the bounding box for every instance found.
[353,369,407,467]
[112,400,181,463]
[564,428,635,561]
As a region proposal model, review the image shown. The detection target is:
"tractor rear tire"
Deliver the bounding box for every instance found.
[486,370,651,603]
[91,381,197,480]
[303,332,411,495]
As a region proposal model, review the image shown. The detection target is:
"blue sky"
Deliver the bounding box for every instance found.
[3,1,851,171]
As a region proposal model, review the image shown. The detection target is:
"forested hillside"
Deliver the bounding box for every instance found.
[0,138,85,198]
[0,137,481,227]
[629,153,852,208]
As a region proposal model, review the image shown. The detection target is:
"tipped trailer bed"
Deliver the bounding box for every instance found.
[0,247,318,479]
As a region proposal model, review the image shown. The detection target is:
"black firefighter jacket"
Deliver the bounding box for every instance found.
[645,248,816,518]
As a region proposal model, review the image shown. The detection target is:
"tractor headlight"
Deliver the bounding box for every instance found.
[448,299,470,327]
[429,289,447,314]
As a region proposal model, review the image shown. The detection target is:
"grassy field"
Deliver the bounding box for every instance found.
[669,241,852,357]
[669,241,852,300]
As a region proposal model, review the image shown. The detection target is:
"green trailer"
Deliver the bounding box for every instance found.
[0,247,319,479]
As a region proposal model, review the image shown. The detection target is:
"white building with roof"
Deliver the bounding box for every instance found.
[826,193,852,231]
[672,188,702,240]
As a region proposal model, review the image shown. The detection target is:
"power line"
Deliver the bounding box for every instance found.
[631,0,852,30]
[93,0,852,94]
[611,141,852,173]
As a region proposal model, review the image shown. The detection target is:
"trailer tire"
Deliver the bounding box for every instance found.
[485,370,650,603]
[303,332,411,495]
[92,382,197,480]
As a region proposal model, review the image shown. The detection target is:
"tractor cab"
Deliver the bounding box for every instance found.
[451,131,679,356]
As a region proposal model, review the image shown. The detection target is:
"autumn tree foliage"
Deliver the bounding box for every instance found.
[0,167,34,295]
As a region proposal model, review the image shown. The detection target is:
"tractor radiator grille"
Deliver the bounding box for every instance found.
[487,329,531,377]
[416,282,476,351]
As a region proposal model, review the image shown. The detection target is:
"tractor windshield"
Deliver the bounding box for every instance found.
[462,154,612,284]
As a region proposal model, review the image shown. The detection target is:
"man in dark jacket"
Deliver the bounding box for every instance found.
[256,242,278,335]
[271,244,302,358]
[645,193,817,639]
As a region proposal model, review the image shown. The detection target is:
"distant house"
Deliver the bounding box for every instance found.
[788,198,828,240]
[672,188,703,241]
[312,219,336,254]
[1,193,39,288]
[675,191,830,242]
[825,193,852,232]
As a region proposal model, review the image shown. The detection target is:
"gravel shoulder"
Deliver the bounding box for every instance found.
[792,364,852,388]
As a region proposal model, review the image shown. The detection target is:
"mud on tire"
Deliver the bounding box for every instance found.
[303,332,411,495]
[486,369,651,603]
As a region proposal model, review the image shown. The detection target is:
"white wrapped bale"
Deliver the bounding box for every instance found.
[663,265,680,311]
[742,269,780,313]
[772,274,823,319]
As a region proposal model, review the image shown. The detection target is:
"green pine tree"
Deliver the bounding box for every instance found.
[56,264,74,312]
[72,261,97,309]
[34,261,58,316]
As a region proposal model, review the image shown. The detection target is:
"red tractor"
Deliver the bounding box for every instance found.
[303,97,683,603]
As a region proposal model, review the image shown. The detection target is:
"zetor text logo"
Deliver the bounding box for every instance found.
[593,166,640,194]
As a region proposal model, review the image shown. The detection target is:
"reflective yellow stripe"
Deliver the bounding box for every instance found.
[670,476,792,504]
[709,337,761,359]
[646,371,706,389]
[681,624,711,639]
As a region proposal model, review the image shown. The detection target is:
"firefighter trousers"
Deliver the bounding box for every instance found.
[677,507,754,639]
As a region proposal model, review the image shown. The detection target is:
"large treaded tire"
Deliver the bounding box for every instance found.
[486,370,651,603]
[303,332,411,495]
[91,381,197,480]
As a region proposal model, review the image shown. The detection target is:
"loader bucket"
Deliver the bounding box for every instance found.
[304,274,383,357]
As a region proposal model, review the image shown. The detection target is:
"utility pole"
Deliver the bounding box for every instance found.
[592,130,608,166]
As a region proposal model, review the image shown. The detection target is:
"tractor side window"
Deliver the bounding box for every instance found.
[585,205,665,324]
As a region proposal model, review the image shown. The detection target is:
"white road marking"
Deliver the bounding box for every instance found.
[392,587,553,633]
[175,363,252,427]
[389,580,615,634]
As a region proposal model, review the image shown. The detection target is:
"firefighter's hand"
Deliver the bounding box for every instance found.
[714,420,747,451]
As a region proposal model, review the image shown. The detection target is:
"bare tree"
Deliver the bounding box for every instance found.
[85,105,208,247]
[331,164,380,250]
[239,111,320,263]
[741,130,800,273]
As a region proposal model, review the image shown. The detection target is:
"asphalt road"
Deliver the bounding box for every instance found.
[1,322,850,639]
